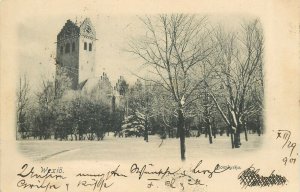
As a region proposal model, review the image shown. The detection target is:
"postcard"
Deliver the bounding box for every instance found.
[0,0,299,191]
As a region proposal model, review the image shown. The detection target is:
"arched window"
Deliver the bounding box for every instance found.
[60,46,63,54]
[65,43,70,53]
[84,42,87,50]
[72,42,75,52]
[89,43,92,51]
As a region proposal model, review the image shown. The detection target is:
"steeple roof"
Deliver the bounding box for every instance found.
[79,18,96,39]
[57,17,96,41]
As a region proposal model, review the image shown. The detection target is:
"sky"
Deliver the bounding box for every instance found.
[18,14,252,92]
[18,14,147,91]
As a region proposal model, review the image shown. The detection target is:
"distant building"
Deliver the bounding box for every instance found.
[113,76,128,107]
[55,18,126,107]
[79,72,113,103]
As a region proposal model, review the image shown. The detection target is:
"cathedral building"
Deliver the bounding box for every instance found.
[56,18,96,89]
[55,18,126,107]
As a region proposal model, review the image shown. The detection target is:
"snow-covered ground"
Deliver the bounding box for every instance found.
[17,133,263,162]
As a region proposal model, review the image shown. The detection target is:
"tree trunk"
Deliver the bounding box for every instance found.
[204,105,212,143]
[208,124,213,144]
[144,117,149,142]
[257,116,261,136]
[233,131,239,148]
[161,126,166,139]
[226,126,230,137]
[230,134,234,148]
[233,125,241,148]
[244,122,248,141]
[206,118,213,144]
[220,127,224,136]
[228,109,241,148]
[178,108,186,161]
[230,125,234,148]
[197,128,201,137]
[212,126,216,139]
[212,118,216,139]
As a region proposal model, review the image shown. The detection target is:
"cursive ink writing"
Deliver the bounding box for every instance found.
[274,130,298,166]
[276,130,297,157]
[77,178,113,192]
[77,165,127,178]
[130,163,181,180]
[18,164,66,180]
[17,164,65,192]
[16,161,236,191]
[76,165,127,192]
[17,179,60,191]
[191,160,230,178]
[129,161,232,190]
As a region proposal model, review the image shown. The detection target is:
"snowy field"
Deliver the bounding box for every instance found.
[17,133,263,162]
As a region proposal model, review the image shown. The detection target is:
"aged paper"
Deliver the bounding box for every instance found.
[0,0,299,191]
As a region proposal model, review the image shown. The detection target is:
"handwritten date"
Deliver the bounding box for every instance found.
[274,130,298,165]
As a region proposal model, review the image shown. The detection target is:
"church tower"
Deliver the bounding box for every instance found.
[56,18,96,90]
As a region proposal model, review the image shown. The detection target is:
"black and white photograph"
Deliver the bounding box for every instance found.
[1,0,299,191]
[16,14,265,162]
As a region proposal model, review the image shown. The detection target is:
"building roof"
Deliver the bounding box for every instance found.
[57,18,96,41]
[80,77,101,93]
[79,72,113,97]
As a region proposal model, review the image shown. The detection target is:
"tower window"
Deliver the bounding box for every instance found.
[84,42,87,50]
[65,43,70,53]
[89,43,92,51]
[60,46,63,54]
[72,42,75,52]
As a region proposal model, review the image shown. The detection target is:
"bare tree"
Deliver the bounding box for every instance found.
[151,85,177,138]
[127,79,154,142]
[35,79,56,139]
[17,75,30,139]
[207,19,264,148]
[54,67,72,99]
[129,14,213,160]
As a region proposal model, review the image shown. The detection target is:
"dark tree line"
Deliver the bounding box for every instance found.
[16,71,126,141]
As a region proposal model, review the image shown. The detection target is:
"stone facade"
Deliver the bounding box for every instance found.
[56,18,96,89]
[55,18,125,109]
